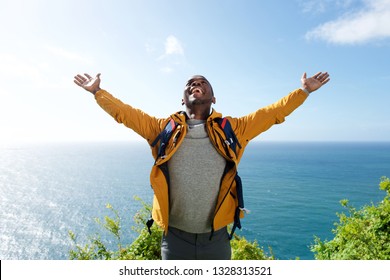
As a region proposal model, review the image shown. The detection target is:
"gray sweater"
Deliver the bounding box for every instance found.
[167,119,226,233]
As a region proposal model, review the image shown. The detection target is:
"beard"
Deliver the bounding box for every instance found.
[191,98,212,105]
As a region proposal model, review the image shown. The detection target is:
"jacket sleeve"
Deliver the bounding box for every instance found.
[231,88,309,143]
[94,89,165,143]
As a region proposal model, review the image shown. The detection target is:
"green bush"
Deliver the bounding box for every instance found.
[69,196,273,260]
[69,178,390,260]
[311,177,390,260]
[231,233,274,260]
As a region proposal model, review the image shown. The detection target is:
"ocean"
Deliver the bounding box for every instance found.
[0,141,389,260]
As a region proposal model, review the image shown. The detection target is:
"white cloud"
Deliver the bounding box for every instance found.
[164,35,184,55]
[155,35,185,73]
[157,35,184,60]
[300,0,327,14]
[305,0,390,44]
[300,0,355,14]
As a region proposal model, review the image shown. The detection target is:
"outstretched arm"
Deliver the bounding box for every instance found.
[233,71,330,144]
[73,72,165,143]
[74,73,102,95]
[301,72,330,93]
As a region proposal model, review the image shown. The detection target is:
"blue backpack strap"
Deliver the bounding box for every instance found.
[147,118,178,234]
[215,118,248,239]
[228,173,251,239]
[216,118,242,155]
[151,118,177,159]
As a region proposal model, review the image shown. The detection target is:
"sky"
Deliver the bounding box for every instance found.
[0,0,389,144]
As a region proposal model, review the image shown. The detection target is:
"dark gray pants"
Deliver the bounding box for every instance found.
[161,226,231,260]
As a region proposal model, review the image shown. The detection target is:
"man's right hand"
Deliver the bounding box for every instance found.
[74,73,101,95]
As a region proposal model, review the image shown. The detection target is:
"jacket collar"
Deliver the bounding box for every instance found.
[171,109,223,124]
[208,108,223,120]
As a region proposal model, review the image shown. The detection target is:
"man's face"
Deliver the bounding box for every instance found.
[182,75,215,107]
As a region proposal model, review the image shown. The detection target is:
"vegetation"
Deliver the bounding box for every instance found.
[69,196,274,260]
[69,177,390,260]
[311,177,390,260]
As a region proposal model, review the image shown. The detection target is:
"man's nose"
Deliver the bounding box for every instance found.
[191,80,201,86]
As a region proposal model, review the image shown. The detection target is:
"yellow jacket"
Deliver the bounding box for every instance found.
[95,88,308,234]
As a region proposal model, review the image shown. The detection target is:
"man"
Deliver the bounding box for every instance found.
[74,71,330,260]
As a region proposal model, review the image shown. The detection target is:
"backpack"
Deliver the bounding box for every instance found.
[148,116,248,239]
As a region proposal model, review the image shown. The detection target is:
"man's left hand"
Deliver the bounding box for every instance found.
[301,72,330,93]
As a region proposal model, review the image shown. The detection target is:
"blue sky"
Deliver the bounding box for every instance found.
[1,0,389,143]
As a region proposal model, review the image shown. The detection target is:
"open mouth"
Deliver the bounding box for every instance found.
[191,87,203,95]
